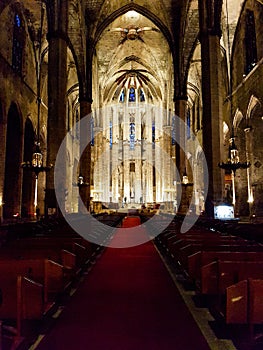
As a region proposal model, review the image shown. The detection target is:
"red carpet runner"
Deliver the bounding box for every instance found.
[37,223,210,350]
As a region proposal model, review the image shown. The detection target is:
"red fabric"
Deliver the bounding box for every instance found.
[122,216,141,227]
[37,230,210,350]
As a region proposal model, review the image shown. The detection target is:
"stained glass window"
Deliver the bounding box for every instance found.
[91,118,94,146]
[171,116,176,145]
[139,88,145,102]
[152,123,155,148]
[129,87,136,102]
[130,122,135,149]
[245,10,257,75]
[119,89,125,102]
[109,121,112,149]
[12,14,24,75]
[187,109,191,139]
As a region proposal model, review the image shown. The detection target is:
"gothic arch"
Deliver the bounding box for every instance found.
[21,118,35,218]
[3,102,22,218]
[246,94,262,120]
[93,3,173,57]
[233,108,244,131]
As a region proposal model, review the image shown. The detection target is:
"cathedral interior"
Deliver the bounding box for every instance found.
[0,0,262,221]
[0,1,263,349]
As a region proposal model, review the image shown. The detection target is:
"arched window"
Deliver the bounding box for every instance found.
[139,88,145,102]
[109,121,112,149]
[91,117,94,146]
[245,10,257,75]
[152,122,155,148]
[129,87,136,102]
[187,109,191,139]
[171,116,176,145]
[12,13,25,75]
[119,89,125,102]
[130,122,135,149]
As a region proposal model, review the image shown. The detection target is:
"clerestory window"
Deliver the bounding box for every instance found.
[12,14,25,75]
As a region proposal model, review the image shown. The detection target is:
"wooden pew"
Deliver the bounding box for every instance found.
[0,275,44,348]
[17,276,43,336]
[226,279,248,324]
[0,258,66,310]
[200,260,263,295]
[168,238,239,258]
[188,251,263,281]
[226,278,263,341]
[0,245,77,274]
[176,242,263,273]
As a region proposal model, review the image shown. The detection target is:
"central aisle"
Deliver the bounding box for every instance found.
[36,225,210,350]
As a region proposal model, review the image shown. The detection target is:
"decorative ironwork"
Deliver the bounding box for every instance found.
[218,137,250,175]
[21,142,52,178]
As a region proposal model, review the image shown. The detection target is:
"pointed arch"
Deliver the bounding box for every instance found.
[21,118,35,218]
[233,108,244,131]
[12,12,25,75]
[246,94,262,120]
[93,3,173,58]
[3,103,22,218]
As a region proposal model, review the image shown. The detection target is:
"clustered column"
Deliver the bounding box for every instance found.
[45,4,68,216]
[198,0,224,217]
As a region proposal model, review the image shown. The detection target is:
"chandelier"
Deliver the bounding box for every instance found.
[22,142,52,178]
[218,136,250,175]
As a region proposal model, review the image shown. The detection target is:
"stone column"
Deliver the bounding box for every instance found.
[198,0,224,217]
[174,97,189,214]
[112,107,119,204]
[244,126,254,217]
[163,126,172,203]
[78,98,92,211]
[134,109,142,203]
[144,115,154,203]
[93,126,103,201]
[123,142,130,203]
[45,1,68,216]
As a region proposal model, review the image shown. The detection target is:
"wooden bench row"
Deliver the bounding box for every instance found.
[154,218,263,343]
[226,278,263,325]
[0,258,69,346]
[0,234,98,347]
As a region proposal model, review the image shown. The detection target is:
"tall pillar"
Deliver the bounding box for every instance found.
[244,126,254,217]
[93,126,103,201]
[45,2,68,216]
[144,111,153,203]
[174,98,187,178]
[79,98,92,211]
[112,107,119,204]
[198,0,224,217]
[174,97,189,214]
[135,110,142,203]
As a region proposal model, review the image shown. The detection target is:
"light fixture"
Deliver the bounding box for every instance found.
[218,137,250,176]
[78,174,89,187]
[181,168,193,186]
[73,174,89,188]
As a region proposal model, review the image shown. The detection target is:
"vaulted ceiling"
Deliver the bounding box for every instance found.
[0,0,248,104]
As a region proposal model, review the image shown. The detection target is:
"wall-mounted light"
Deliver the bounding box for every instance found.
[73,174,89,188]
[181,168,193,186]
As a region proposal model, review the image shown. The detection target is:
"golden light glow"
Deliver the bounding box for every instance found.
[125,11,139,20]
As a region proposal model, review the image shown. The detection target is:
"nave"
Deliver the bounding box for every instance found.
[34,221,210,350]
[0,214,262,350]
